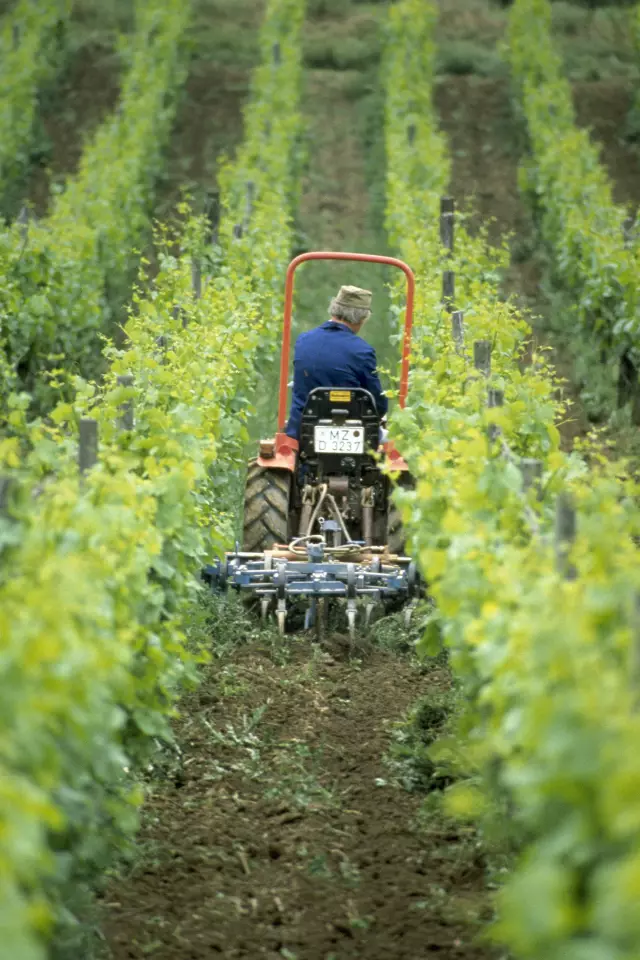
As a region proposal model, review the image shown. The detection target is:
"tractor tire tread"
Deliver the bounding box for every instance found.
[242,462,290,553]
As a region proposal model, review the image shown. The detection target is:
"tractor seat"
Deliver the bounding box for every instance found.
[298,387,381,461]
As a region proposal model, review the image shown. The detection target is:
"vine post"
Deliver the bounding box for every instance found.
[191,258,202,300]
[207,188,221,246]
[555,493,577,580]
[439,196,455,252]
[116,374,135,431]
[473,340,492,377]
[451,310,465,352]
[487,388,504,442]
[442,270,455,312]
[243,180,255,233]
[520,458,543,498]
[0,476,16,518]
[79,418,99,474]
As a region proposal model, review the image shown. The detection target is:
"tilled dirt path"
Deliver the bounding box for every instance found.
[435,74,593,449]
[434,67,640,450]
[102,636,494,959]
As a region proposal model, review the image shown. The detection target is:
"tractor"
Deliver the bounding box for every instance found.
[205,251,420,638]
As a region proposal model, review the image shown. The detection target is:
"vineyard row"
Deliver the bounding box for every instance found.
[508,0,640,417]
[0,1,305,955]
[387,3,640,957]
[0,0,72,218]
[0,0,191,414]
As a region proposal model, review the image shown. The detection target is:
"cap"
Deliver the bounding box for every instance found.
[334,285,372,311]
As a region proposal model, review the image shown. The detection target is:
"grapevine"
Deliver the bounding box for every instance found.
[506,0,640,396]
[0,0,72,217]
[0,0,192,412]
[385,2,640,957]
[0,0,305,953]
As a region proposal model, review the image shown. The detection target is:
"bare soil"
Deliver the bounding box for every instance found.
[573,79,640,213]
[298,68,372,253]
[294,58,394,368]
[27,0,266,219]
[435,75,592,448]
[155,63,254,220]
[435,76,527,251]
[29,42,122,216]
[101,637,495,960]
[434,69,640,448]
[155,0,267,219]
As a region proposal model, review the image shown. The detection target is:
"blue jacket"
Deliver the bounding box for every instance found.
[286,320,388,439]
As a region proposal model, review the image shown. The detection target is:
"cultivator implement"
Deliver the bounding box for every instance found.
[204,534,420,638]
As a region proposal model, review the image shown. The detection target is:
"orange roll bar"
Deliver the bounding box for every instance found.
[277,251,416,432]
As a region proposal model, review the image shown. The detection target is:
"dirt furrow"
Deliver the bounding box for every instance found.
[434,75,591,448]
[101,8,511,960]
[102,630,493,960]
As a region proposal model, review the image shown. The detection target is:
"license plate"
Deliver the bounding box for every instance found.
[314,425,364,454]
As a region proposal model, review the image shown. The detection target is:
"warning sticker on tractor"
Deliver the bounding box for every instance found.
[329,390,352,402]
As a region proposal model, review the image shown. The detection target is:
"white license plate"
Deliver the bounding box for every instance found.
[314,425,364,454]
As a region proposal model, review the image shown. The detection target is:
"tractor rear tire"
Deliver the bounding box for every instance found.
[242,462,291,553]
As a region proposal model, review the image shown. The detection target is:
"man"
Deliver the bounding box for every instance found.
[285,284,388,440]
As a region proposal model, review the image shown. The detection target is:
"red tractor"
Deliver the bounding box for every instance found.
[207,252,420,638]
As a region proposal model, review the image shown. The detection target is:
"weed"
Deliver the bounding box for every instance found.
[308,853,334,880]
[303,10,381,70]
[185,591,249,657]
[190,591,298,666]
[369,602,442,659]
[436,40,507,78]
[304,33,380,70]
[266,741,336,810]
[441,0,505,34]
[345,900,373,930]
[385,689,459,793]
[553,4,638,81]
[308,0,349,16]
[189,0,264,70]
[216,663,250,698]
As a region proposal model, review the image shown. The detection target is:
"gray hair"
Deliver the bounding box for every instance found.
[329,298,370,327]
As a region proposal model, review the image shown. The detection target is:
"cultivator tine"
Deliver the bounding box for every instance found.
[404,598,418,628]
[260,597,270,621]
[364,601,375,630]
[316,598,326,643]
[304,597,324,642]
[345,563,358,641]
[275,561,287,634]
[304,599,316,632]
[347,598,357,641]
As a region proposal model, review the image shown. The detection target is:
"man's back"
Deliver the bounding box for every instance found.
[286,320,387,438]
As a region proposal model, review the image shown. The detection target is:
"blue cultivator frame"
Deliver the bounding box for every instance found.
[203,537,421,638]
